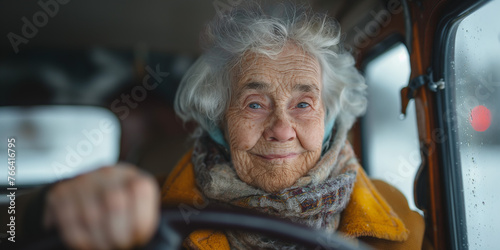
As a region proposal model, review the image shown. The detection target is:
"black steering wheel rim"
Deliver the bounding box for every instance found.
[22,207,369,250]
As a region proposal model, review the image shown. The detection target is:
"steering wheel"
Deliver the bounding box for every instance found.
[22,207,368,250]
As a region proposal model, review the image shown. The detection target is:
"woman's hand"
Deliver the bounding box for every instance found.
[43,164,160,250]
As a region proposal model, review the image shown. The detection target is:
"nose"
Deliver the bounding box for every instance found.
[264,113,296,142]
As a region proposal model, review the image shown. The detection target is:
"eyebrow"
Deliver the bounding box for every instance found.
[293,83,320,95]
[237,82,320,98]
[242,82,319,92]
[242,82,270,91]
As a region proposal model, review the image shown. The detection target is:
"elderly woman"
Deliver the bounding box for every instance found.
[39,2,425,250]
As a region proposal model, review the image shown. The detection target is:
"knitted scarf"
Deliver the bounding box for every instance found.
[192,126,359,249]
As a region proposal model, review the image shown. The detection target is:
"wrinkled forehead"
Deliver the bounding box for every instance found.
[231,44,322,93]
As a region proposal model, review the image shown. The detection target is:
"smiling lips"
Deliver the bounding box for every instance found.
[257,153,299,160]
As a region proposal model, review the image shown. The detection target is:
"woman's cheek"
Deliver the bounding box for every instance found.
[226,114,262,151]
[296,115,324,150]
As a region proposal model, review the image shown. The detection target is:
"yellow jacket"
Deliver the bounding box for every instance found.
[161,150,425,249]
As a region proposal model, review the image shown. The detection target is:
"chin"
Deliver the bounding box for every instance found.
[232,150,317,193]
[249,163,305,193]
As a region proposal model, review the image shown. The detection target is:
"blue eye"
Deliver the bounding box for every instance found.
[296,102,310,108]
[248,103,262,109]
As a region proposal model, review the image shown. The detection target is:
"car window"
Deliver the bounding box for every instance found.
[361,42,422,213]
[445,0,500,248]
[0,106,121,188]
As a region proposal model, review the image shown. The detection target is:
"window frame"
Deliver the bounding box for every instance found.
[359,34,424,212]
[359,34,407,76]
[359,33,410,175]
[432,0,491,248]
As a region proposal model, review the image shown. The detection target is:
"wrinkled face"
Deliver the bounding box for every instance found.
[225,43,325,193]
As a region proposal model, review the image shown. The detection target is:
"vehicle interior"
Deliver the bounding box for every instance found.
[1,0,499,249]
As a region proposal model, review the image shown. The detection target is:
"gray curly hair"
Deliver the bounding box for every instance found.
[175,1,367,138]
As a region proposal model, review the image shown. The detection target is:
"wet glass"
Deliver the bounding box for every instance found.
[446,0,500,248]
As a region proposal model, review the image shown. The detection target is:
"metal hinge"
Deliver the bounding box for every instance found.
[400,68,445,117]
